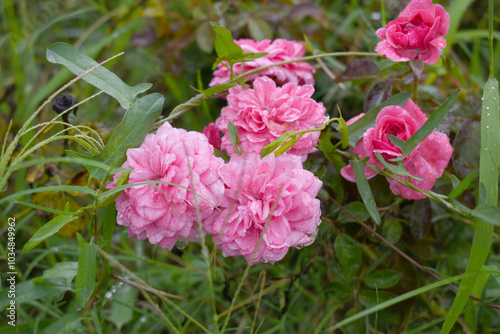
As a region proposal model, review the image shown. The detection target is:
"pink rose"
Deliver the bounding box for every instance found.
[203,153,323,264]
[108,122,225,250]
[215,76,329,161]
[202,122,222,152]
[209,38,315,87]
[375,0,450,64]
[341,99,453,199]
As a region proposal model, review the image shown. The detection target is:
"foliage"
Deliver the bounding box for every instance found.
[1,0,499,333]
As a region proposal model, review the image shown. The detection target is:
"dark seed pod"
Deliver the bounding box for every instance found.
[52,95,78,123]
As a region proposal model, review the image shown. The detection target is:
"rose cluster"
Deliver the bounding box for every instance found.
[109,39,326,265]
[110,0,454,264]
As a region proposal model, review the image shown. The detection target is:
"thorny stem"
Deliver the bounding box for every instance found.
[327,198,500,310]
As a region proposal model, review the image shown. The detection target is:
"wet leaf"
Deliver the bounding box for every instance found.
[109,283,139,330]
[351,160,381,225]
[338,201,370,223]
[22,203,80,254]
[326,282,353,304]
[363,269,401,289]
[334,233,361,282]
[382,219,402,244]
[76,236,96,308]
[42,262,78,286]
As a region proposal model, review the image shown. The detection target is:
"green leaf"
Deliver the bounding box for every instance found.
[76,238,97,308]
[334,233,361,282]
[374,152,423,181]
[22,203,79,254]
[42,262,78,286]
[382,219,402,244]
[347,92,411,147]
[228,121,242,155]
[338,201,370,223]
[75,93,164,183]
[448,171,478,199]
[200,82,237,97]
[351,160,381,225]
[388,90,460,161]
[326,282,353,304]
[46,42,152,109]
[98,204,117,253]
[363,269,401,289]
[109,283,139,330]
[318,128,346,173]
[336,115,349,149]
[210,21,243,58]
[0,278,71,309]
[358,290,394,309]
[261,133,290,158]
[274,135,301,156]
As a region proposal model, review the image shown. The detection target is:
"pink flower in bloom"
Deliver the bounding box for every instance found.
[108,122,225,250]
[215,76,328,161]
[202,122,222,152]
[341,99,453,199]
[375,0,450,64]
[204,153,323,264]
[209,38,315,87]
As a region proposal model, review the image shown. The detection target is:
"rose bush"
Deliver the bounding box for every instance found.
[341,99,453,199]
[215,76,329,161]
[203,153,323,264]
[375,0,450,64]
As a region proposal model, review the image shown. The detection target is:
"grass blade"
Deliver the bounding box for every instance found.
[351,160,381,225]
[440,79,499,333]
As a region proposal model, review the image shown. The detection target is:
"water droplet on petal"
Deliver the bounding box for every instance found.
[175,239,188,250]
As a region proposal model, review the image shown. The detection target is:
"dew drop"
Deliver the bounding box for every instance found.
[105,291,112,299]
[140,316,147,323]
[175,239,188,250]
